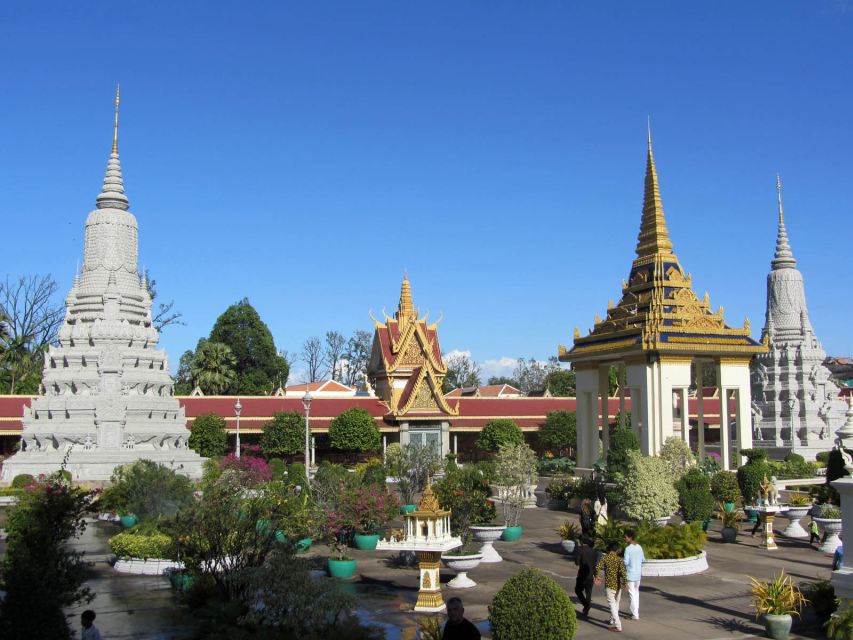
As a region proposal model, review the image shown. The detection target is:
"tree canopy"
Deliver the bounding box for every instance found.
[188,413,228,458]
[476,419,525,452]
[260,411,305,457]
[545,370,576,397]
[208,298,288,395]
[191,340,237,395]
[329,407,381,452]
[538,410,576,455]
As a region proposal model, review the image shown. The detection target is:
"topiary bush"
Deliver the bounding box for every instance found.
[619,450,679,521]
[606,426,640,479]
[361,460,387,487]
[260,411,305,458]
[101,460,194,521]
[328,407,381,452]
[737,450,770,505]
[476,419,524,452]
[10,474,35,489]
[676,468,715,523]
[660,436,695,481]
[538,410,576,457]
[710,470,740,504]
[489,567,577,640]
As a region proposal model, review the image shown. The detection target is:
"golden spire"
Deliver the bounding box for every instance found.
[776,173,784,224]
[112,84,120,154]
[634,123,674,260]
[397,273,415,323]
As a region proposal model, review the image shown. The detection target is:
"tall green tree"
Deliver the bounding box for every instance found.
[209,298,288,395]
[173,349,195,395]
[538,410,577,456]
[188,414,228,458]
[545,370,576,397]
[191,341,237,395]
[260,412,305,457]
[476,419,525,452]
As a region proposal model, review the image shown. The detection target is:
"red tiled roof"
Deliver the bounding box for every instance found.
[286,380,355,394]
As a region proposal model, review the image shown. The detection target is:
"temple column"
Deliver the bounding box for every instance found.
[680,387,690,446]
[696,361,706,462]
[599,366,611,457]
[453,434,457,455]
[575,368,598,469]
[619,363,627,426]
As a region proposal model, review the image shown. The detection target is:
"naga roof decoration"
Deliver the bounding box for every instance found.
[368,276,458,418]
[561,131,766,363]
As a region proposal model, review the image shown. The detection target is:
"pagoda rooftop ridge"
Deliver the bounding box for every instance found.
[562,133,766,363]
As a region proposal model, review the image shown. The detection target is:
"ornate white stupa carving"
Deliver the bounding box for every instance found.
[750,176,847,460]
[1,88,205,481]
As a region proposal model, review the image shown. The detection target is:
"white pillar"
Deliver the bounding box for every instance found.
[680,387,690,445]
[599,366,610,458]
[575,368,599,469]
[383,434,387,463]
[696,361,706,462]
[453,434,458,455]
[720,388,731,470]
[311,436,316,466]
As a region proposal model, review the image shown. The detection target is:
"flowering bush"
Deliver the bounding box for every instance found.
[619,450,679,521]
[319,485,399,558]
[219,453,272,487]
[434,467,497,547]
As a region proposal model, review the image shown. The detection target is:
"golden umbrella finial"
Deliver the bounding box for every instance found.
[112,84,121,154]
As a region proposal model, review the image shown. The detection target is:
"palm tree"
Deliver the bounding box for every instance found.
[191,341,237,395]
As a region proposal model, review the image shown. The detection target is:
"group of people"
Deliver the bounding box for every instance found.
[573,530,644,633]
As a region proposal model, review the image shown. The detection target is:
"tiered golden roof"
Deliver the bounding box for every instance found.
[561,131,766,363]
[367,276,458,417]
[411,478,449,516]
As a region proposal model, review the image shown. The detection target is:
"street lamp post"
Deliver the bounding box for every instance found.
[302,391,313,487]
[786,397,796,456]
[234,398,242,459]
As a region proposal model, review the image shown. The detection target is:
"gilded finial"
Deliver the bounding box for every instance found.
[594,314,601,324]
[776,173,784,225]
[112,84,120,154]
[573,327,580,339]
[607,300,614,310]
[744,317,750,333]
[647,115,652,149]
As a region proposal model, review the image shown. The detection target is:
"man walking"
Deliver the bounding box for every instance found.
[595,542,627,632]
[623,529,645,621]
[442,596,480,640]
[574,535,597,619]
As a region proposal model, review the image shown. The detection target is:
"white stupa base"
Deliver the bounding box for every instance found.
[1,448,207,482]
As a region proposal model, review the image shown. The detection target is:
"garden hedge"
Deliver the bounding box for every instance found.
[489,567,577,640]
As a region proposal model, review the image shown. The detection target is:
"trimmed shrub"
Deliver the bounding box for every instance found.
[268,457,286,479]
[607,426,640,478]
[660,436,695,481]
[677,468,715,523]
[260,411,305,458]
[101,460,194,521]
[109,530,176,560]
[476,419,524,452]
[710,470,740,504]
[538,411,576,456]
[10,474,35,489]
[737,451,770,505]
[536,456,575,476]
[188,413,228,458]
[489,567,577,640]
[329,408,381,452]
[619,451,679,521]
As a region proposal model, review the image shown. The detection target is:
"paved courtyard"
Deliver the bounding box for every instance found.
[38,495,834,639]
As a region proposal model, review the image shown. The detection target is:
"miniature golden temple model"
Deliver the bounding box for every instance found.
[560,131,767,471]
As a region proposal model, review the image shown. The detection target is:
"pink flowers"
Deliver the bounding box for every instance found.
[219,453,272,486]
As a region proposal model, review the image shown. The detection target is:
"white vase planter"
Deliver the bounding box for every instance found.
[781,505,811,538]
[560,539,576,555]
[114,557,184,575]
[641,551,708,577]
[814,518,843,554]
[652,516,671,527]
[470,525,506,563]
[441,553,483,588]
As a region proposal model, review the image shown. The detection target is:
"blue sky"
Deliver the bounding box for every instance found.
[1,2,851,380]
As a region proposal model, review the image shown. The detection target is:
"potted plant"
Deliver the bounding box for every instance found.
[825,604,853,640]
[545,475,573,510]
[781,492,812,538]
[718,504,743,543]
[749,570,807,640]
[710,470,740,512]
[815,505,843,554]
[557,520,580,555]
[390,443,441,513]
[494,443,537,541]
[803,578,837,619]
[321,509,358,579]
[344,485,399,550]
[618,450,679,525]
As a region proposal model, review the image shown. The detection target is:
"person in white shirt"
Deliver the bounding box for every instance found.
[623,529,645,621]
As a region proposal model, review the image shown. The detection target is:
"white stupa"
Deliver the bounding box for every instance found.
[1,88,205,482]
[750,176,847,460]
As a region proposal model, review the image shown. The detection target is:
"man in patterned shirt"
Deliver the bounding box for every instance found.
[594,542,627,632]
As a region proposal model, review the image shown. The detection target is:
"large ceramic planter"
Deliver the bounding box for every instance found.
[815,518,843,554]
[168,571,193,592]
[763,613,793,640]
[327,558,357,579]
[721,526,738,543]
[353,533,380,551]
[471,525,506,563]
[641,551,708,577]
[652,516,671,527]
[723,502,736,513]
[501,525,523,541]
[744,507,759,524]
[560,539,577,555]
[547,498,568,511]
[781,505,811,538]
[296,537,312,553]
[120,514,138,528]
[441,553,483,588]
